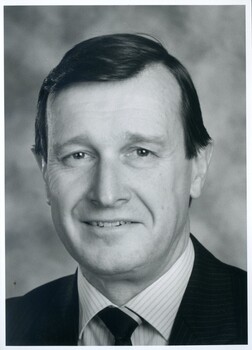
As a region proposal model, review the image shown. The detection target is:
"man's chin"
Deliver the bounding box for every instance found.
[78,255,145,281]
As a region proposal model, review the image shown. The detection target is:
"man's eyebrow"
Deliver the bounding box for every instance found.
[124,132,167,145]
[52,135,91,155]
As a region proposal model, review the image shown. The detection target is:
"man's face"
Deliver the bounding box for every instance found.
[44,65,198,285]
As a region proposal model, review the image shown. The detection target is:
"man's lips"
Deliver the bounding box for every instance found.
[83,220,137,228]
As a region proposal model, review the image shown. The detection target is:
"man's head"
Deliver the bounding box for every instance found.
[35,34,211,162]
[34,34,212,290]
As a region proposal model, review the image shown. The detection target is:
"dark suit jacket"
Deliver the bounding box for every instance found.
[6,235,247,345]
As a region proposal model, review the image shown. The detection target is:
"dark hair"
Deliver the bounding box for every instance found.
[34,33,211,161]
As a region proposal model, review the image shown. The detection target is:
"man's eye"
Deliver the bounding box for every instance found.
[72,152,86,159]
[136,148,150,157]
[125,148,155,160]
[61,151,93,167]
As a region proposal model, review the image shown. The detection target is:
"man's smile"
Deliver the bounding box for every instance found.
[84,221,133,227]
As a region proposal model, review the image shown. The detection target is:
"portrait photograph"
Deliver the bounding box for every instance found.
[3,0,251,348]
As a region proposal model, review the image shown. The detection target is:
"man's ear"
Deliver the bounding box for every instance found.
[190,143,213,199]
[31,147,51,205]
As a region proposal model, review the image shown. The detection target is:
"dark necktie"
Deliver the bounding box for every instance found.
[98,306,139,345]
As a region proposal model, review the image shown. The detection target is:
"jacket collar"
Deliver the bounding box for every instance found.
[169,235,240,345]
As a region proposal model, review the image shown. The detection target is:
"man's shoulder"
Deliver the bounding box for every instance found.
[172,235,247,345]
[6,273,78,345]
[191,234,247,313]
[191,234,247,283]
[7,273,76,309]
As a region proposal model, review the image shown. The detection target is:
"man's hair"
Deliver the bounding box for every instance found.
[34,33,211,161]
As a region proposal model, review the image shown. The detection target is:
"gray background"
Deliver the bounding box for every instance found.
[5,6,246,298]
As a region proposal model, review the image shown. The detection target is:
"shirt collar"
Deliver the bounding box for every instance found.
[77,268,113,338]
[78,237,194,341]
[126,238,194,339]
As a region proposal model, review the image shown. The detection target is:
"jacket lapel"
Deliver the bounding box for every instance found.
[169,235,204,345]
[169,235,244,345]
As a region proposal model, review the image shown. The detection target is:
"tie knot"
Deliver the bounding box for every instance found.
[98,307,138,345]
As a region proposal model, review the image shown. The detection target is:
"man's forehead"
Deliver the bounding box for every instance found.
[47,64,181,116]
[45,64,185,157]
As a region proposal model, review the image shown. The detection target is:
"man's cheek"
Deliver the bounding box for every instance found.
[48,171,75,198]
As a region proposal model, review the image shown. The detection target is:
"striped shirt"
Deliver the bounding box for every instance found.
[78,238,195,345]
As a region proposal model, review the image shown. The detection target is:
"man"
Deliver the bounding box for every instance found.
[6,33,247,345]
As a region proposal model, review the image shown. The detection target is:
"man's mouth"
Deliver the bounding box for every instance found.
[85,221,132,227]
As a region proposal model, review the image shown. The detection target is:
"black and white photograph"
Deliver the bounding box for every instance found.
[3,1,250,347]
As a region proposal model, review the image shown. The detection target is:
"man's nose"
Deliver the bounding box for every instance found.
[87,159,131,207]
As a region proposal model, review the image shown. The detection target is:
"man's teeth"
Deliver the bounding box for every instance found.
[88,221,131,227]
